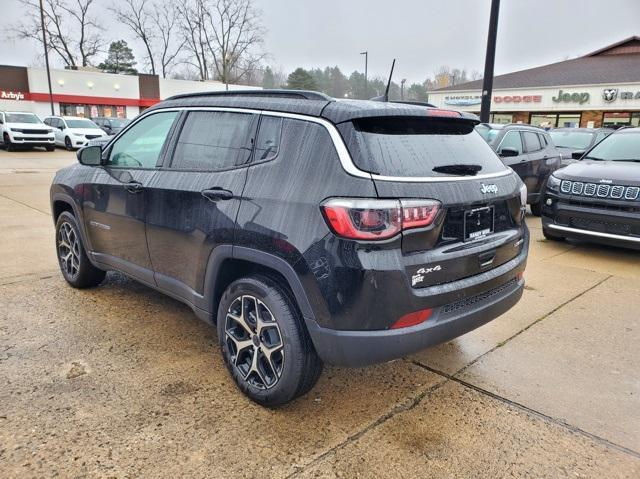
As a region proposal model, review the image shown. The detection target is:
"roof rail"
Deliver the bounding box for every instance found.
[166,89,333,102]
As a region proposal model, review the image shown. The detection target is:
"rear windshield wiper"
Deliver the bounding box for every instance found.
[432,164,482,176]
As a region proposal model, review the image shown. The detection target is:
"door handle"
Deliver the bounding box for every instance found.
[124,181,143,193]
[201,188,233,201]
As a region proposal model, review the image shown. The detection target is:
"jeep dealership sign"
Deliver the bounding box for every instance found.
[429,83,640,111]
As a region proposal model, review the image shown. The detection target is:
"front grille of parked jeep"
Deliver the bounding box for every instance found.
[560,180,639,201]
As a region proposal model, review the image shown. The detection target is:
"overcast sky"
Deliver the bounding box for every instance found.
[1,0,638,84]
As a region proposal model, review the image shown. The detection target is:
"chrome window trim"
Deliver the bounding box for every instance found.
[119,106,512,182]
[548,224,640,244]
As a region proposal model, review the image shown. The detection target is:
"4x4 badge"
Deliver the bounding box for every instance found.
[480,184,498,194]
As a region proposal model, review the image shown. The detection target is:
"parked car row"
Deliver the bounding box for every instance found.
[0,111,129,151]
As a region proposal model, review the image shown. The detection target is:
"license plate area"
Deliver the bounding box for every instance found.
[464,206,495,241]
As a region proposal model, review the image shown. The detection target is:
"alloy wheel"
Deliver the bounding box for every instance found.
[225,295,285,389]
[57,221,81,279]
[65,137,73,150]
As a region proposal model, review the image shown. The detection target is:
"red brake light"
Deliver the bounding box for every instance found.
[321,198,440,240]
[391,308,432,329]
[425,108,461,118]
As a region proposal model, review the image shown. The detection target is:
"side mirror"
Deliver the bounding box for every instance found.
[499,147,519,158]
[77,145,102,166]
[0,119,3,125]
[571,150,585,160]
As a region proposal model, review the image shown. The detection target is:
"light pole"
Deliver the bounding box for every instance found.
[360,51,368,99]
[39,0,54,115]
[480,0,501,123]
[400,79,406,101]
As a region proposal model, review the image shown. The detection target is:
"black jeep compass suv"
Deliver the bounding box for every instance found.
[50,90,529,406]
[542,127,640,250]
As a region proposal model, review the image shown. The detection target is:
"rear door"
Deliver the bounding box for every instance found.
[81,110,179,283]
[145,109,256,298]
[521,130,546,198]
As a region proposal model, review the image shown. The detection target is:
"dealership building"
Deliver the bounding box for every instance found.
[428,36,640,128]
[0,64,258,120]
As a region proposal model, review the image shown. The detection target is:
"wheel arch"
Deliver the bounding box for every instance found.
[203,245,317,324]
[51,192,94,254]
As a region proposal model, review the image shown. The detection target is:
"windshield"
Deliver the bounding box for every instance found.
[475,125,501,144]
[344,116,507,177]
[6,113,41,124]
[584,132,640,162]
[549,130,594,149]
[66,119,100,129]
[110,119,130,128]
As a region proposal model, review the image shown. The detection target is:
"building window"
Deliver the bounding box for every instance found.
[530,113,581,128]
[59,104,126,119]
[490,113,513,124]
[603,112,640,127]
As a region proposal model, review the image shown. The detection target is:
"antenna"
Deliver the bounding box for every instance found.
[383,59,396,102]
[371,59,396,102]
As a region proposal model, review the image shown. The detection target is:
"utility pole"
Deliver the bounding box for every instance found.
[39,0,54,115]
[480,0,500,123]
[360,51,368,99]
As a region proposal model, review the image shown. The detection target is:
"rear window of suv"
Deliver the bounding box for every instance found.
[343,116,507,178]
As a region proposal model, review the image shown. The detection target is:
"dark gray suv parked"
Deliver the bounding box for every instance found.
[476,123,562,216]
[51,90,529,406]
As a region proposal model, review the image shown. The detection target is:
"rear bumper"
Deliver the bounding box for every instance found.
[305,245,527,367]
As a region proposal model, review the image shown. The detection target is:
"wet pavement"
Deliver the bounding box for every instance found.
[1,149,639,478]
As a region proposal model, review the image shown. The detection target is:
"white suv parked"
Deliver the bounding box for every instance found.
[0,111,55,151]
[43,116,107,150]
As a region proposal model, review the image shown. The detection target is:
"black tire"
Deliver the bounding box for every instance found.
[217,275,323,407]
[3,133,14,151]
[55,211,106,288]
[46,145,55,152]
[64,136,73,151]
[543,227,564,242]
[530,201,542,217]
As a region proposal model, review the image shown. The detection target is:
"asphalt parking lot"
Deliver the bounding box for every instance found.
[1,148,639,478]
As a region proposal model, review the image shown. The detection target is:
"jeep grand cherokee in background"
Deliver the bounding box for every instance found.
[0,111,55,151]
[549,127,613,166]
[475,123,561,216]
[542,127,640,250]
[50,90,529,406]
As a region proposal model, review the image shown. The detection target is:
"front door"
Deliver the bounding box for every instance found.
[146,110,256,298]
[81,111,179,283]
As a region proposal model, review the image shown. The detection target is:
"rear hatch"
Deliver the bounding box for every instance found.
[337,113,526,288]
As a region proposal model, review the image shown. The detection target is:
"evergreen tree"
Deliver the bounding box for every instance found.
[262,67,275,89]
[98,40,137,75]
[286,68,317,90]
[407,83,428,102]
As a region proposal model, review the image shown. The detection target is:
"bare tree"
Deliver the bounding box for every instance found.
[178,0,210,80]
[150,2,185,78]
[12,0,104,67]
[110,0,156,75]
[179,0,266,83]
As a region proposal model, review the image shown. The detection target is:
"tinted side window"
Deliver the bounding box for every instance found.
[254,116,283,162]
[523,131,542,152]
[538,133,548,146]
[108,111,178,168]
[499,131,523,155]
[171,111,254,170]
[44,118,51,126]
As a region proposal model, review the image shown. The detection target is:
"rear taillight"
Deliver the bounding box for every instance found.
[321,198,440,240]
[425,108,461,118]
